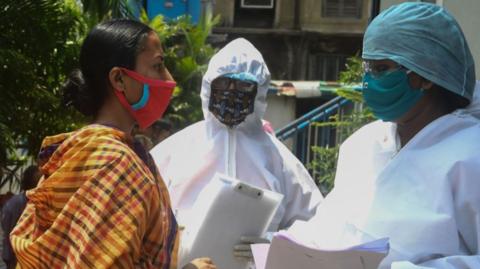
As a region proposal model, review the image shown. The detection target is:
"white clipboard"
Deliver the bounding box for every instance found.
[178,172,283,269]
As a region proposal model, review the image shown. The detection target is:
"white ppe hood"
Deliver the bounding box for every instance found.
[151,38,322,231]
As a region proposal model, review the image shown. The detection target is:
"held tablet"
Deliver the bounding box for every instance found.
[178,172,283,269]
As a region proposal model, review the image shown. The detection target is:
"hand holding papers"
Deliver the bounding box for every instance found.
[253,230,389,269]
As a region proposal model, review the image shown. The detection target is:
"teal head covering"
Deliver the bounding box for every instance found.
[223,72,258,83]
[363,2,476,102]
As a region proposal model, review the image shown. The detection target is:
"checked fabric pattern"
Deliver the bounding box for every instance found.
[10,125,179,269]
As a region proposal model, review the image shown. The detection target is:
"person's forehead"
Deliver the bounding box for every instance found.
[139,32,163,56]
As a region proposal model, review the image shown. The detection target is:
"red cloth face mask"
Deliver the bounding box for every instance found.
[114,68,176,129]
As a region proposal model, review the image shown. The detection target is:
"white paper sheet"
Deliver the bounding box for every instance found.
[251,243,270,269]
[253,231,389,269]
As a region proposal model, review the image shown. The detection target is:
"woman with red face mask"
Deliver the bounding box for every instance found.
[9,20,215,269]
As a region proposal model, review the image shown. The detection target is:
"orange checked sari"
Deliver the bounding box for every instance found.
[11,125,179,269]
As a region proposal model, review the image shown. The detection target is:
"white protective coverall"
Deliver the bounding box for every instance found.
[288,82,480,268]
[151,38,323,231]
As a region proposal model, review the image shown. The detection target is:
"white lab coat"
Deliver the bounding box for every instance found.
[289,82,480,268]
[151,38,323,231]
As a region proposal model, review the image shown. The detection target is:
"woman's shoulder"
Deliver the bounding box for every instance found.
[38,125,131,173]
[60,125,151,175]
[341,120,392,149]
[425,113,480,156]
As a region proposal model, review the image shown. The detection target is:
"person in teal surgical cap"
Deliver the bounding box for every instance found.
[287,2,480,268]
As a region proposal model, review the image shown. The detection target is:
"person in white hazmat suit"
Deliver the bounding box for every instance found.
[151,38,323,259]
[288,2,480,269]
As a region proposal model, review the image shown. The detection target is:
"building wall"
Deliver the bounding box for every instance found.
[264,95,297,130]
[443,0,480,79]
[218,32,362,81]
[211,0,367,130]
[264,94,296,148]
[274,0,295,28]
[380,0,411,9]
[212,0,366,81]
[300,0,370,34]
[215,0,371,34]
[212,0,235,26]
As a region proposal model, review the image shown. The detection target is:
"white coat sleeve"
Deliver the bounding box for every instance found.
[276,144,324,229]
[391,158,480,269]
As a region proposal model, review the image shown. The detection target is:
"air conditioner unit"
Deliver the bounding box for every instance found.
[241,0,274,9]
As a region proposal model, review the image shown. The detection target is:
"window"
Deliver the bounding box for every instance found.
[307,54,348,81]
[234,0,275,28]
[322,0,363,19]
[241,0,274,9]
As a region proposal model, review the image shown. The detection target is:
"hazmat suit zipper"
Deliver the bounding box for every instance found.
[227,128,237,178]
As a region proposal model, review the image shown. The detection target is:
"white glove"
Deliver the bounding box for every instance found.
[233,235,270,260]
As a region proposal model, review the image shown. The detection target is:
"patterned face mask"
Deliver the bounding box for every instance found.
[208,75,257,128]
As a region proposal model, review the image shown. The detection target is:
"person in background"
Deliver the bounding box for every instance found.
[1,165,40,269]
[261,119,275,136]
[133,132,155,151]
[151,38,323,261]
[150,119,173,145]
[288,3,480,268]
[0,193,13,210]
[9,19,215,269]
[133,119,173,150]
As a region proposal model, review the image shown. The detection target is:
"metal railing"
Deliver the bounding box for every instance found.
[275,96,352,165]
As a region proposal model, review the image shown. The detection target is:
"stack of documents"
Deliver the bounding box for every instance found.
[252,230,389,269]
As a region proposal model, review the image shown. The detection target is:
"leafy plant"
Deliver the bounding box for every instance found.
[79,0,137,25]
[339,55,363,86]
[308,55,374,195]
[307,144,339,194]
[140,11,220,127]
[0,1,219,190]
[0,0,87,189]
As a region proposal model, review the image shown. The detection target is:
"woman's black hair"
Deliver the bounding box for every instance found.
[62,19,154,117]
[435,85,470,113]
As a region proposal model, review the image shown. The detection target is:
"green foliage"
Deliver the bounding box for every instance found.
[307,145,339,194]
[0,1,219,189]
[338,55,363,84]
[80,0,136,23]
[308,55,374,195]
[141,11,220,126]
[0,0,87,189]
